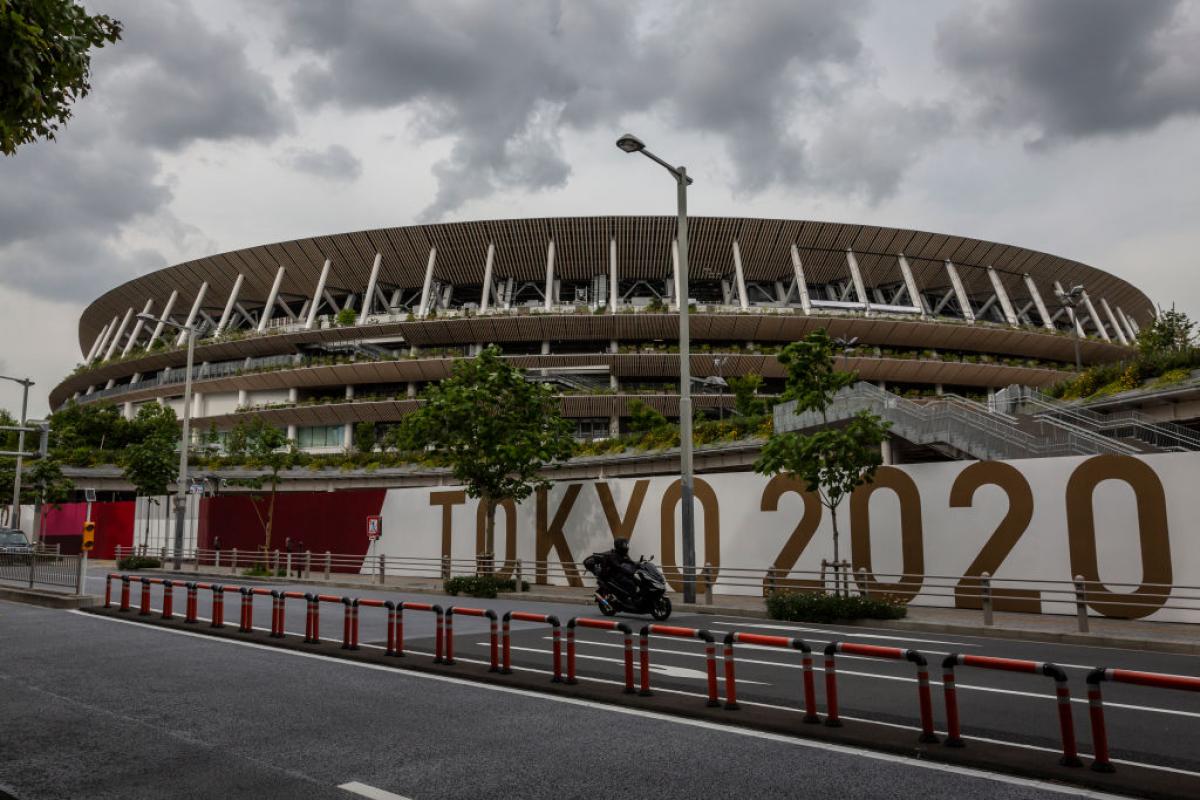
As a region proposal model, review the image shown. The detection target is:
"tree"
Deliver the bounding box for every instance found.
[395,346,574,566]
[1,0,122,155]
[225,418,295,555]
[48,399,130,452]
[123,404,178,502]
[627,398,668,433]
[754,329,890,583]
[353,421,376,453]
[22,456,73,539]
[729,373,768,417]
[1138,306,1194,359]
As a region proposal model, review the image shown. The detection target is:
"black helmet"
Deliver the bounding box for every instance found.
[613,538,630,557]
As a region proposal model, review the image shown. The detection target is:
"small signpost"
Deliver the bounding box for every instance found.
[366,515,382,541]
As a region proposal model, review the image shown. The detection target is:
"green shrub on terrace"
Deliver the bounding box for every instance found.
[117,555,162,570]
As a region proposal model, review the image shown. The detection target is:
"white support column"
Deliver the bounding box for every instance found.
[418,247,437,318]
[359,253,382,323]
[790,244,811,315]
[94,315,120,361]
[1100,298,1129,345]
[478,243,496,313]
[237,389,248,409]
[1116,306,1138,342]
[671,240,682,310]
[944,260,975,323]
[1128,313,1141,335]
[1024,274,1055,330]
[85,322,111,363]
[146,290,178,350]
[175,282,208,345]
[543,239,555,311]
[846,249,870,314]
[1080,290,1110,341]
[122,299,155,356]
[987,267,1019,327]
[104,307,135,360]
[732,240,749,310]
[306,259,332,330]
[215,275,244,335]
[897,254,925,318]
[258,267,286,332]
[609,236,618,313]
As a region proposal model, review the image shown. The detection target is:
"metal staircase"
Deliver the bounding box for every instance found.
[774,382,1142,461]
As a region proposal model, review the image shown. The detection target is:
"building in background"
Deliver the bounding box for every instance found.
[52,216,1152,452]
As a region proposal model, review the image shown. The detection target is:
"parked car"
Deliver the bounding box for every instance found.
[0,528,32,555]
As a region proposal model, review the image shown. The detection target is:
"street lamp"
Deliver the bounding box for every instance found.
[833,336,859,373]
[616,132,699,603]
[137,312,198,570]
[1,375,34,530]
[713,356,728,421]
[1054,285,1084,372]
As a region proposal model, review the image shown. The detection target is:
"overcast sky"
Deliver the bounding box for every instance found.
[3,0,1200,416]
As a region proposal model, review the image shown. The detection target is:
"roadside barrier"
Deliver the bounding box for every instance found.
[342,598,360,650]
[304,594,344,645]
[119,575,131,611]
[185,582,205,623]
[445,606,499,670]
[104,573,117,608]
[1086,667,1200,773]
[354,598,396,654]
[942,654,1080,766]
[723,632,819,721]
[639,624,719,707]
[211,585,226,628]
[501,612,562,681]
[396,601,445,662]
[566,618,634,693]
[139,577,153,616]
[239,587,253,632]
[161,579,174,620]
[825,642,938,743]
[268,590,307,638]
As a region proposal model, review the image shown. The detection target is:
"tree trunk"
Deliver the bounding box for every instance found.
[484,495,496,575]
[264,483,277,554]
[829,503,841,597]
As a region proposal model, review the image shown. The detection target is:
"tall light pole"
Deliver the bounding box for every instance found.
[1,375,34,529]
[1055,285,1085,372]
[138,313,197,570]
[833,336,859,374]
[713,356,728,421]
[616,132,699,603]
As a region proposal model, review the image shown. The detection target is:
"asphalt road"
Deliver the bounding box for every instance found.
[0,599,1153,800]
[75,569,1200,776]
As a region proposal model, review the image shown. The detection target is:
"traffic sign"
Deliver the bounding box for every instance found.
[366,515,382,540]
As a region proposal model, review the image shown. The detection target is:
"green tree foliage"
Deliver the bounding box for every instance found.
[48,399,131,452]
[1,0,122,155]
[627,398,669,433]
[729,373,768,417]
[335,307,358,326]
[754,329,889,572]
[353,421,375,453]
[1138,306,1194,359]
[123,403,178,498]
[225,418,295,553]
[394,346,574,561]
[0,454,74,529]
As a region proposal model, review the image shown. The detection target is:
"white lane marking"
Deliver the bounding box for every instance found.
[707,620,980,648]
[565,635,1200,719]
[338,781,412,800]
[497,643,768,685]
[66,612,1145,797]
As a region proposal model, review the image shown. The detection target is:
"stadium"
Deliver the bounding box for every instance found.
[51,216,1153,452]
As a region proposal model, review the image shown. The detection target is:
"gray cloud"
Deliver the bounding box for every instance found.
[97,0,293,151]
[286,144,363,181]
[937,0,1200,146]
[0,0,289,303]
[277,0,935,218]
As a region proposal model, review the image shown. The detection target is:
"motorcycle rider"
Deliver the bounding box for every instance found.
[598,538,637,583]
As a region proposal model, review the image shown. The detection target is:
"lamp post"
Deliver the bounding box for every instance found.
[1,375,34,530]
[833,336,859,373]
[1055,285,1085,372]
[616,132,699,603]
[713,356,728,421]
[137,313,197,570]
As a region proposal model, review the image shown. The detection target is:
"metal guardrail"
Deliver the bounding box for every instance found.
[775,382,1124,460]
[0,552,86,593]
[997,385,1200,453]
[119,545,1200,628]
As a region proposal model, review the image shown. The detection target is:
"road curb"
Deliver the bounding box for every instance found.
[134,568,1197,655]
[81,605,1196,800]
[0,585,100,609]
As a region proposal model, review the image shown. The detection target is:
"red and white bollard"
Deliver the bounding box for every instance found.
[500,611,562,681]
[825,642,937,743]
[566,618,634,693]
[161,580,174,620]
[185,582,199,624]
[638,624,719,707]
[139,578,152,616]
[211,585,225,628]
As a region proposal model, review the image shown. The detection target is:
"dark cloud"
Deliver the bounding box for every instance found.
[286,144,363,181]
[0,0,289,303]
[97,0,293,151]
[937,0,1200,145]
[277,0,933,217]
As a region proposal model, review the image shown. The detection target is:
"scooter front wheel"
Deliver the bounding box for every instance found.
[650,595,672,621]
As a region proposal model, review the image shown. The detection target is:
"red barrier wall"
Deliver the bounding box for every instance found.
[201,490,385,571]
[39,501,134,559]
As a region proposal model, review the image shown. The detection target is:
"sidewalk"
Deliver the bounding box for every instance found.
[109,561,1200,656]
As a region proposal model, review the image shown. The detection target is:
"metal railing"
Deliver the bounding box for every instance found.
[775,382,1125,460]
[115,545,1200,628]
[0,552,86,594]
[996,385,1200,453]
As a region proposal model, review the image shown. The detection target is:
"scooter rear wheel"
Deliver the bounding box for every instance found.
[650,595,672,621]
